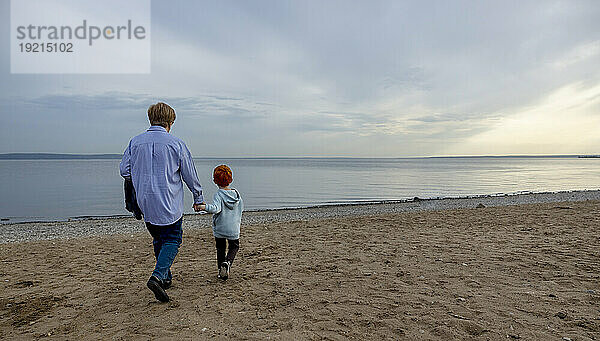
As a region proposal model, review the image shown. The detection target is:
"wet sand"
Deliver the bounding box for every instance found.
[1,200,599,340]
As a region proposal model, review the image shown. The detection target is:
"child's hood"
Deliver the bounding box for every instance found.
[218,188,241,209]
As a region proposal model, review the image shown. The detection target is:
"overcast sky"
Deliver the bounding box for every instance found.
[1,0,599,157]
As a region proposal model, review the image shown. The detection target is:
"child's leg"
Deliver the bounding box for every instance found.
[226,239,240,265]
[215,237,227,269]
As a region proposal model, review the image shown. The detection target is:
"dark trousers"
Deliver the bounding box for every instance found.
[146,217,183,281]
[215,238,240,268]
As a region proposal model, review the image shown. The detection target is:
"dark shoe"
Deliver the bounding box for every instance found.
[147,276,169,302]
[219,261,230,280]
[162,279,172,290]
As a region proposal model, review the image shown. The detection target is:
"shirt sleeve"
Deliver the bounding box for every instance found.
[119,141,132,180]
[179,142,204,204]
[204,192,222,214]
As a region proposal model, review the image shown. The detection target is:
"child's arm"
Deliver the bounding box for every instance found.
[203,193,222,214]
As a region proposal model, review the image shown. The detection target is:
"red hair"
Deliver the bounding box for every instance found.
[213,164,233,187]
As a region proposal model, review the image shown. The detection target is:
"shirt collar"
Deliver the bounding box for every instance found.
[148,125,168,132]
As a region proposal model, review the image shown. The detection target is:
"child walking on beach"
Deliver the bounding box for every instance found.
[197,165,243,280]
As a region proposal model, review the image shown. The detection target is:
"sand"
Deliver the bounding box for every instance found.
[1,200,599,340]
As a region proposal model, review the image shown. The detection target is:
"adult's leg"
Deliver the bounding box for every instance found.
[215,237,226,269]
[146,222,163,262]
[152,218,183,281]
[147,222,173,283]
[226,239,240,265]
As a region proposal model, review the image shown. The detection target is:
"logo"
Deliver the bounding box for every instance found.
[16,20,147,46]
[10,0,151,74]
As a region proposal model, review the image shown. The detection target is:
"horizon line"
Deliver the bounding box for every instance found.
[0,152,598,160]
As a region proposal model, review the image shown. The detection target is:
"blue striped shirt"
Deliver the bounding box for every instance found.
[119,126,204,225]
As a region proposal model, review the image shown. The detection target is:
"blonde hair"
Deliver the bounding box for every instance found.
[148,102,176,128]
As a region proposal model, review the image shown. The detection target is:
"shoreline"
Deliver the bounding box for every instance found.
[2,188,600,226]
[1,189,599,243]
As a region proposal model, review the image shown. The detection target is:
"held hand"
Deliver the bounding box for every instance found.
[193,203,206,212]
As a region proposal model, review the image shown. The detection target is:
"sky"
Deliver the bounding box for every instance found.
[0,0,599,157]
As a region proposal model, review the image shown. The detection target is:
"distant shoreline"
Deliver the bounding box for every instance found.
[0,153,123,160]
[1,152,599,160]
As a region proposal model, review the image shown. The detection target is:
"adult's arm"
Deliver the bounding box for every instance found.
[119,141,132,180]
[180,142,204,204]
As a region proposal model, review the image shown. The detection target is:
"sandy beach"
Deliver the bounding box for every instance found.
[1,196,599,340]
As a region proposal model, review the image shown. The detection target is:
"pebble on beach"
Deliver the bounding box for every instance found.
[1,190,599,243]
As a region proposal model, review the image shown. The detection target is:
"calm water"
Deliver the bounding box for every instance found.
[0,157,598,223]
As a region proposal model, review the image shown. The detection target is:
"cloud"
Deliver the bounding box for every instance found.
[550,40,600,69]
[294,111,399,135]
[21,92,148,111]
[446,82,600,155]
[1,1,600,156]
[15,92,271,120]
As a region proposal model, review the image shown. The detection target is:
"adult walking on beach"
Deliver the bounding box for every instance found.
[119,102,204,302]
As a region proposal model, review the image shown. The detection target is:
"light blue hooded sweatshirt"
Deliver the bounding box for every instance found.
[204,188,243,239]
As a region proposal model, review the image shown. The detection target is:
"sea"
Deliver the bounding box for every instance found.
[0,156,598,223]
